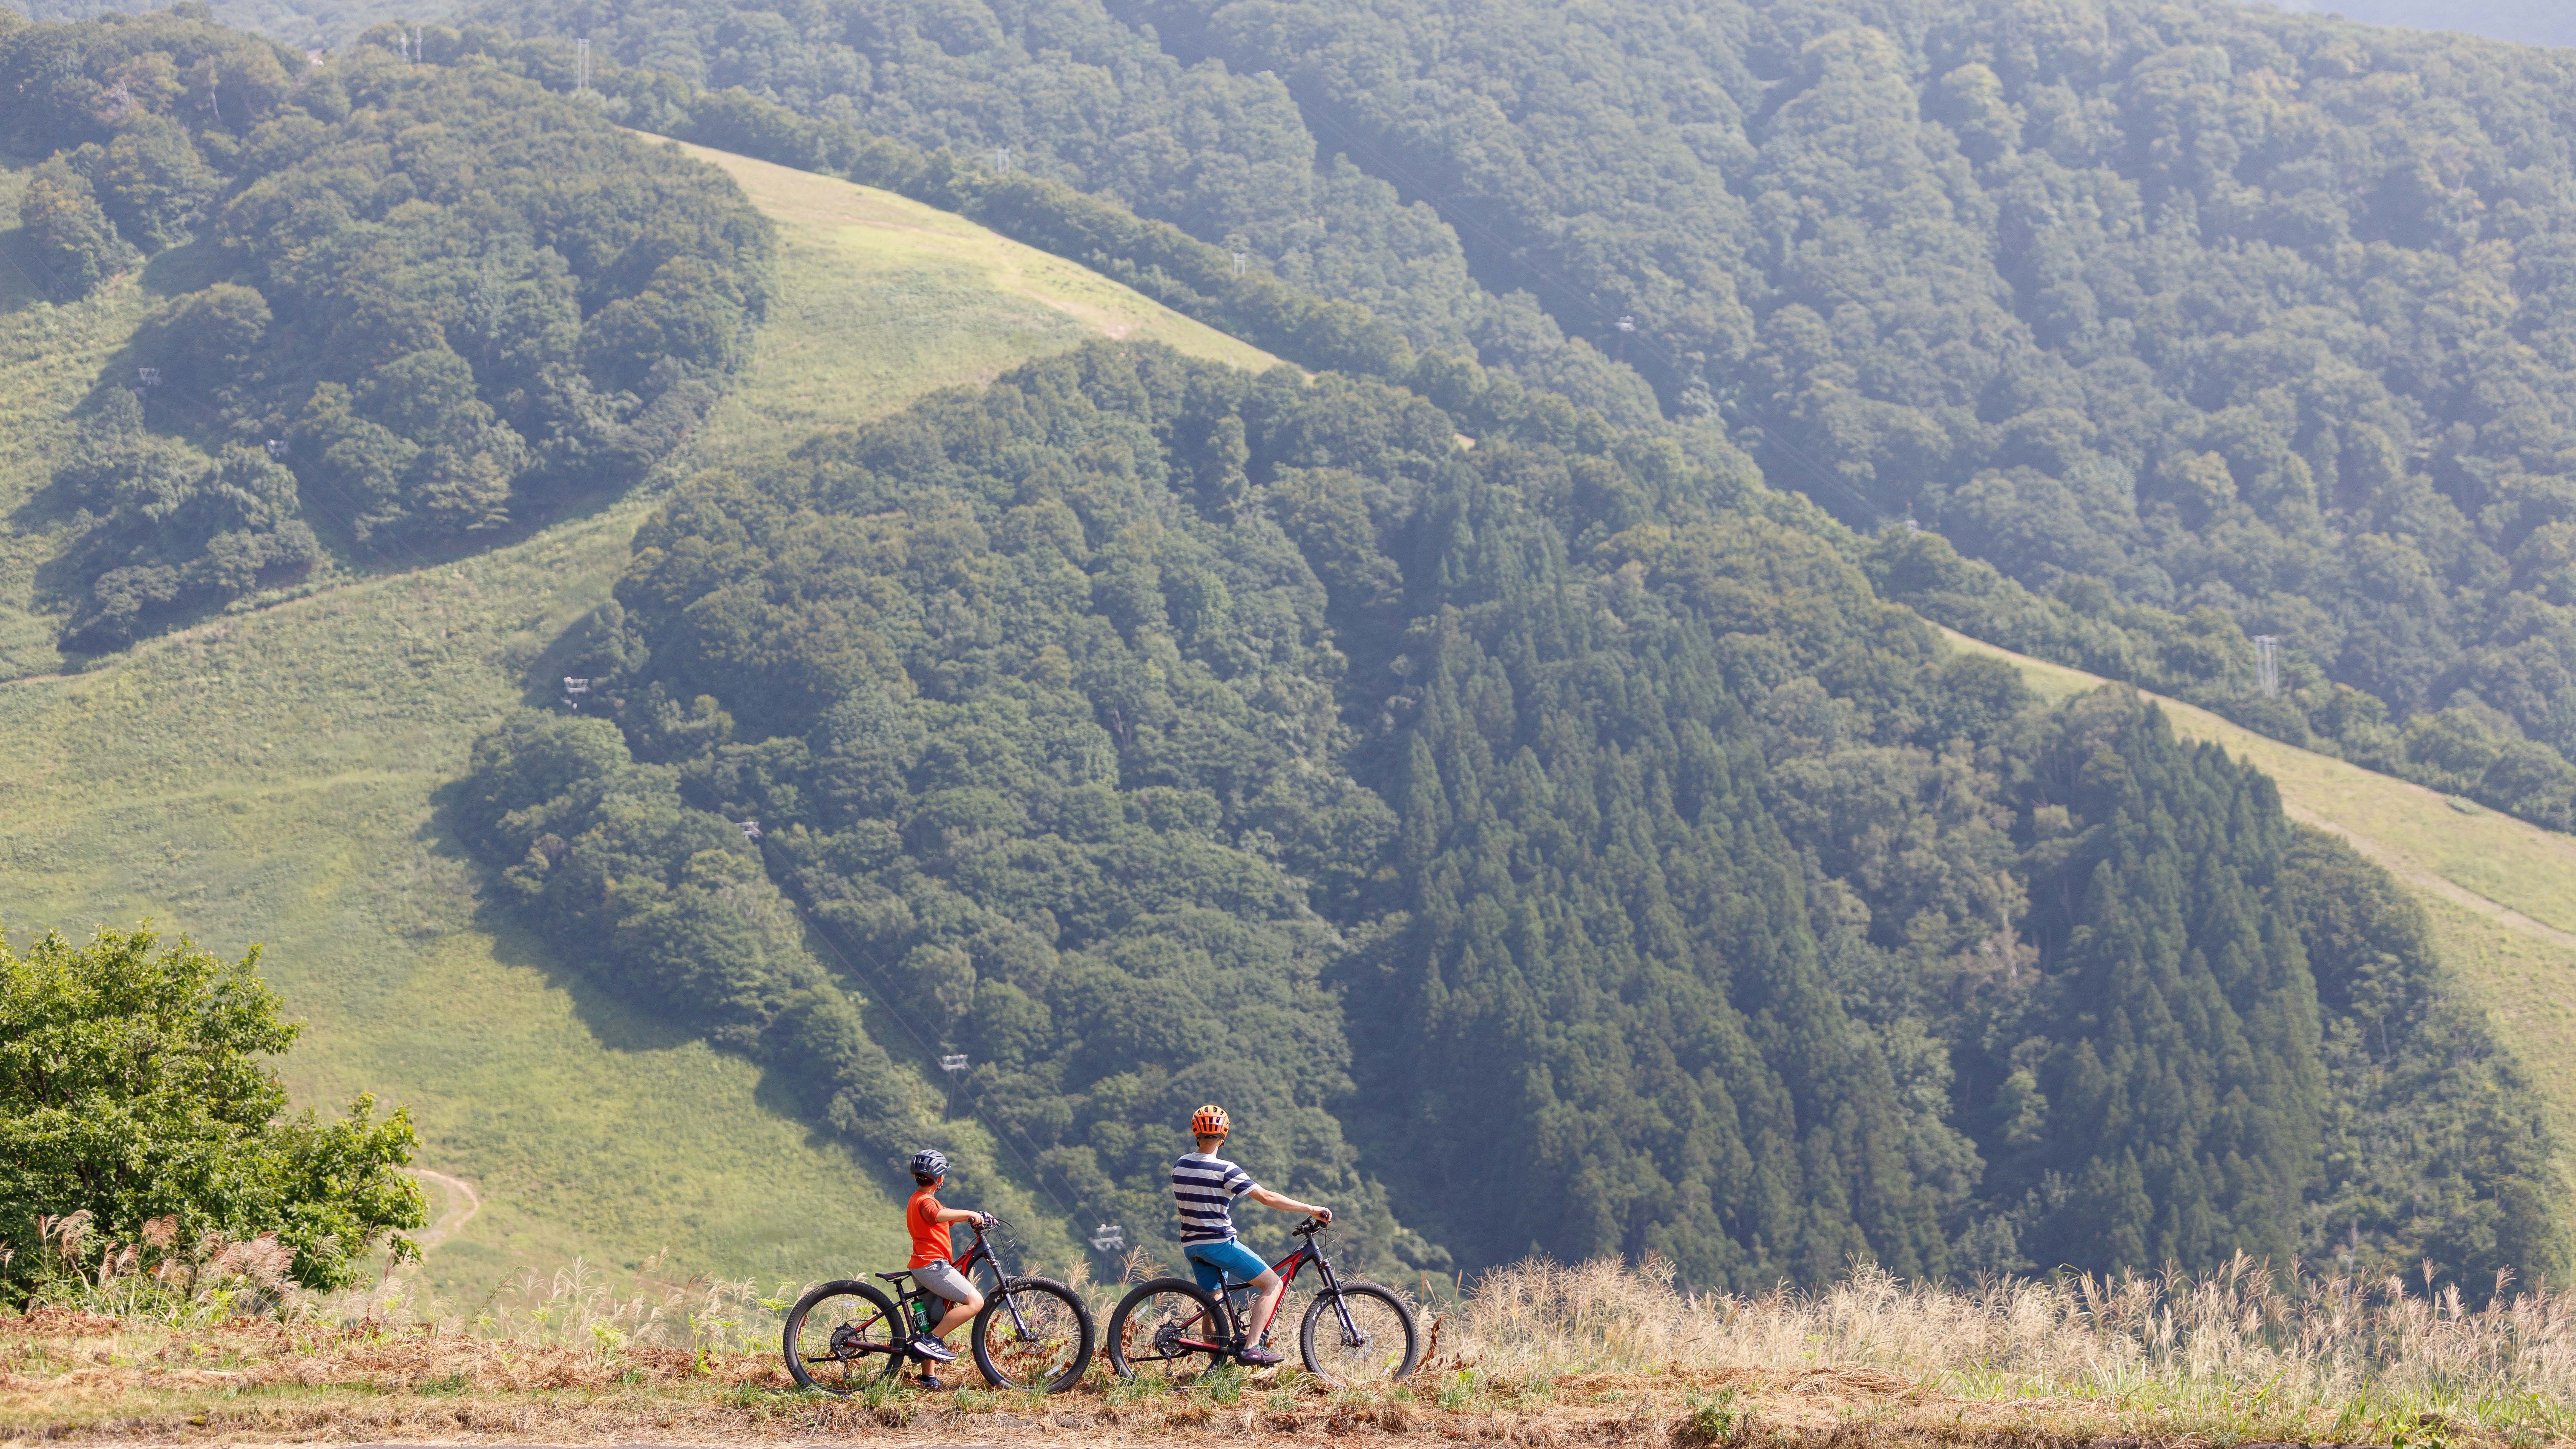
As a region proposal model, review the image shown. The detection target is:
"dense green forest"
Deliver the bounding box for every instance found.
[0,7,770,647]
[4,0,449,49]
[282,0,2568,837]
[466,340,2565,1290]
[456,0,1664,425]
[33,0,2576,828]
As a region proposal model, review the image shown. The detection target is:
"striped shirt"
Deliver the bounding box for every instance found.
[1171,1152,1257,1243]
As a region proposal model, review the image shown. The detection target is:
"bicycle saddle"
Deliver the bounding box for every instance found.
[874,1269,916,1284]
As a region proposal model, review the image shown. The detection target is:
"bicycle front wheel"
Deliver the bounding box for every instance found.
[973,1275,1094,1392]
[1107,1276,1227,1385]
[783,1280,906,1394]
[1300,1282,1419,1384]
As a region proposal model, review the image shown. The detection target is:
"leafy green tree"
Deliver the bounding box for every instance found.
[16,155,135,299]
[95,113,220,252]
[0,923,427,1297]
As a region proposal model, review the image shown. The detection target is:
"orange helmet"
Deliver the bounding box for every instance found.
[1191,1104,1229,1137]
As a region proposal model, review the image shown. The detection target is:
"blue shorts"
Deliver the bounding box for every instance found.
[1183,1239,1270,1294]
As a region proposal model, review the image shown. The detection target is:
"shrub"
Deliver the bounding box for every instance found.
[0,922,427,1297]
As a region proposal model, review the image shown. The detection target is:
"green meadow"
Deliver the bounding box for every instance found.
[0,143,1275,1294]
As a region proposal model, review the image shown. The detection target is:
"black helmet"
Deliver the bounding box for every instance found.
[909,1148,949,1181]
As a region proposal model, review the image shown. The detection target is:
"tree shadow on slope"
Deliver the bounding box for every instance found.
[422,759,922,1183]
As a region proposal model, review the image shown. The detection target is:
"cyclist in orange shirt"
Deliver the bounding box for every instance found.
[902,1148,995,1388]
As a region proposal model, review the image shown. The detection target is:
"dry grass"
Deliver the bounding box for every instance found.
[6,1254,2570,1446]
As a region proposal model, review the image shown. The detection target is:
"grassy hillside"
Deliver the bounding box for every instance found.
[1944,628,2576,1170]
[0,141,1276,1294]
[0,162,156,680]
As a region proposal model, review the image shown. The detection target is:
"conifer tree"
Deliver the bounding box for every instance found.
[1989,701,2326,1274]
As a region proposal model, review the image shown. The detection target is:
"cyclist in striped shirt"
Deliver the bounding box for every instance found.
[1171,1104,1331,1367]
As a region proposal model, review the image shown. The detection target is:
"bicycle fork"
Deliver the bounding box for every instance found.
[1002,1282,1034,1338]
[1314,1257,1368,1346]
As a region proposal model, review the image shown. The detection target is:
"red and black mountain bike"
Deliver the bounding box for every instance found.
[1106,1219,1419,1386]
[782,1217,1093,1394]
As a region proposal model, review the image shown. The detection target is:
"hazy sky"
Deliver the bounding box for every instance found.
[2266,1,2576,48]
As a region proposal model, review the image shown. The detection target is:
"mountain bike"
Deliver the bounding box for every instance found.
[1106,1218,1419,1386]
[782,1217,1093,1393]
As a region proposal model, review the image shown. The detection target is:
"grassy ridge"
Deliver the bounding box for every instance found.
[1942,627,2576,1174]
[0,141,1276,1292]
[8,1256,2568,1446]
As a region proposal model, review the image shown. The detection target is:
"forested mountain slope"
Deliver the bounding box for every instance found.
[359,0,2576,841]
[7,2,2570,1300]
[0,9,769,656]
[465,337,2568,1291]
[30,0,2576,838]
[0,135,1274,1291]
[3,0,430,49]
[1945,623,2576,1200]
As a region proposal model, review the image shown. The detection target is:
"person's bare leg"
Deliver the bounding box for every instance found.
[933,1288,982,1341]
[1244,1269,1284,1347]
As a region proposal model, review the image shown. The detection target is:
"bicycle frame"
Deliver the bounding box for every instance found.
[1174,1224,1362,1354]
[854,1222,1037,1356]
[967,1225,1046,1340]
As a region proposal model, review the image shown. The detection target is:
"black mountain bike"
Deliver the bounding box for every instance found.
[1106,1219,1419,1386]
[783,1217,1094,1393]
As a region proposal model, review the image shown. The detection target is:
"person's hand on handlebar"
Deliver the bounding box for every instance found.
[979,1212,1000,1230]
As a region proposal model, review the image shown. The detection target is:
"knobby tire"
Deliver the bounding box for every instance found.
[971,1274,1094,1392]
[1107,1276,1227,1385]
[1298,1281,1419,1384]
[783,1279,907,1395]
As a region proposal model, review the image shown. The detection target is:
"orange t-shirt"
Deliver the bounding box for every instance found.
[906,1187,953,1268]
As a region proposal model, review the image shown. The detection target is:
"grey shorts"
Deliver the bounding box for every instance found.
[915,1258,976,1304]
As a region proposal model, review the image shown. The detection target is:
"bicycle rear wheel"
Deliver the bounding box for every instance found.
[973,1275,1094,1392]
[1299,1282,1419,1384]
[783,1280,906,1394]
[1107,1276,1228,1385]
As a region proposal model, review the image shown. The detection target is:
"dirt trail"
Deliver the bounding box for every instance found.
[405,1168,483,1251]
[2280,803,2576,952]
